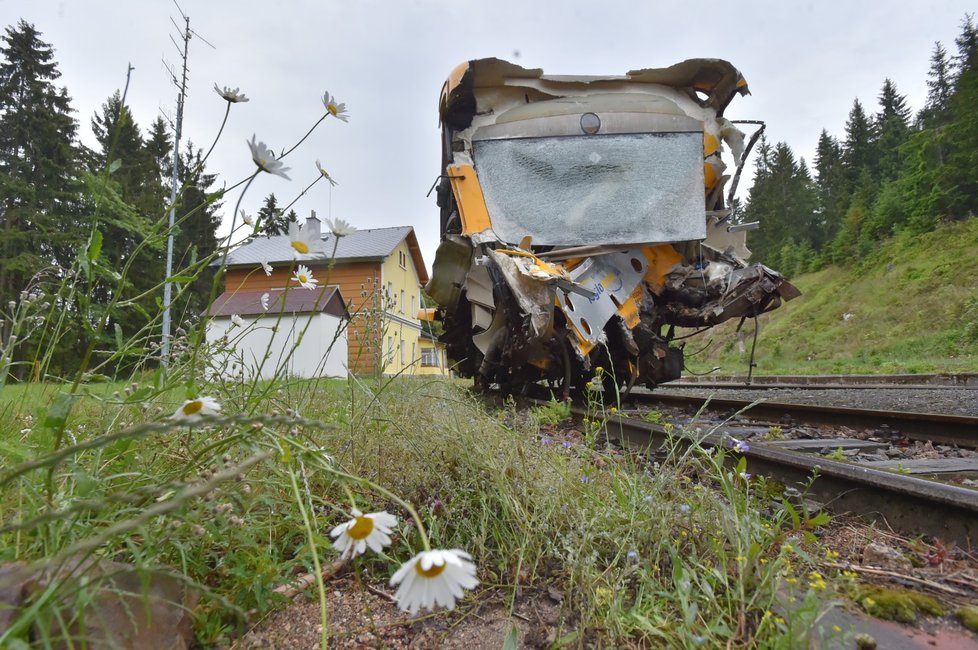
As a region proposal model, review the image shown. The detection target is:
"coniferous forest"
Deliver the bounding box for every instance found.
[0,20,222,379]
[1,16,976,378]
[741,15,978,277]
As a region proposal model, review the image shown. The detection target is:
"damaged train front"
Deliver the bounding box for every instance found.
[424,57,799,397]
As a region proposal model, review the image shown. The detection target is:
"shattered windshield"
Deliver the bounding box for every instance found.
[473,132,706,246]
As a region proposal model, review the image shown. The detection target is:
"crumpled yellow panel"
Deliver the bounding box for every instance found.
[643,244,683,291]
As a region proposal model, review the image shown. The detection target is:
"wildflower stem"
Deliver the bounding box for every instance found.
[320,465,432,552]
[341,483,358,511]
[187,169,259,393]
[284,451,329,648]
[279,174,323,216]
[279,114,327,159]
[195,103,231,174]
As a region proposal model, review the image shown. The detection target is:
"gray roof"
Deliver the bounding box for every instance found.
[208,286,346,318]
[225,225,415,267]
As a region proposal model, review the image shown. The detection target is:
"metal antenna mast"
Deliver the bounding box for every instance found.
[161,6,191,368]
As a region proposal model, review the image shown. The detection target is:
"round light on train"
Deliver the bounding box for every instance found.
[580,112,601,134]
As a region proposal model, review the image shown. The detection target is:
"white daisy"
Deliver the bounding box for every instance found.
[230,314,245,328]
[315,160,338,186]
[390,549,479,615]
[240,209,255,227]
[329,508,397,560]
[287,220,324,259]
[214,83,249,103]
[322,91,349,122]
[260,259,273,277]
[326,217,356,238]
[292,265,318,290]
[170,397,221,424]
[260,292,270,311]
[247,134,291,180]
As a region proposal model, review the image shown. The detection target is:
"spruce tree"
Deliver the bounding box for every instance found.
[945,16,978,218]
[874,79,912,181]
[953,13,978,80]
[0,20,85,374]
[741,141,817,271]
[168,144,221,329]
[813,129,847,250]
[87,91,168,360]
[144,116,173,185]
[841,98,877,192]
[257,192,292,236]
[919,42,954,127]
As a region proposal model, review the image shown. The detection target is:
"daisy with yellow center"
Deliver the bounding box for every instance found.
[315,160,338,186]
[329,509,397,560]
[292,265,318,290]
[390,549,479,615]
[170,396,221,424]
[288,220,324,259]
[322,91,349,122]
[247,134,291,179]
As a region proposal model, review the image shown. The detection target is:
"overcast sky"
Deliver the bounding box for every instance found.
[4,1,974,267]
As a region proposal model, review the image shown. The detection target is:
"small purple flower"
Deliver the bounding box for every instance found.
[580,475,591,483]
[679,503,691,514]
[729,438,750,453]
[540,437,554,445]
[642,495,654,504]
[562,441,573,448]
[626,549,639,562]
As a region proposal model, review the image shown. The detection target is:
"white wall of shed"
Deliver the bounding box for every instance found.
[206,313,349,380]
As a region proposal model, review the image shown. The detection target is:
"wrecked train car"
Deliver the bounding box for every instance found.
[425,58,798,396]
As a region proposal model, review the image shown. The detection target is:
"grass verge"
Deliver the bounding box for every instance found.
[1,376,845,647]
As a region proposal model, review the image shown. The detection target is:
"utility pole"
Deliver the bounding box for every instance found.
[161,10,191,368]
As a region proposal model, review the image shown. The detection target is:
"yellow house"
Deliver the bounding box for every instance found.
[220,214,447,377]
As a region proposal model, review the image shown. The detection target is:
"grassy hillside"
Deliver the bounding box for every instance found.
[685,218,978,375]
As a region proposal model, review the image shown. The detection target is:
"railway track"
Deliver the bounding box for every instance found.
[521,385,978,544]
[664,372,978,390]
[628,390,978,448]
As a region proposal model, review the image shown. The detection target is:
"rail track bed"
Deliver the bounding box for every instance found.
[523,383,978,544]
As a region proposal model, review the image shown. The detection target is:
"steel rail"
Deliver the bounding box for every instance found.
[522,394,978,545]
[628,391,978,448]
[664,373,978,388]
[662,382,975,391]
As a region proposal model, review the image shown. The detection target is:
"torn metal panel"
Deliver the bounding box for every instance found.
[425,234,472,310]
[487,249,555,339]
[555,251,647,346]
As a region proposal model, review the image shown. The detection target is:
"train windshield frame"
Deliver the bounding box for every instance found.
[472,131,706,246]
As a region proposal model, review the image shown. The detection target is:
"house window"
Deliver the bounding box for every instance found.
[411,295,416,319]
[421,347,439,367]
[400,289,405,313]
[387,336,394,365]
[411,342,416,362]
[400,338,405,364]
[399,250,406,269]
